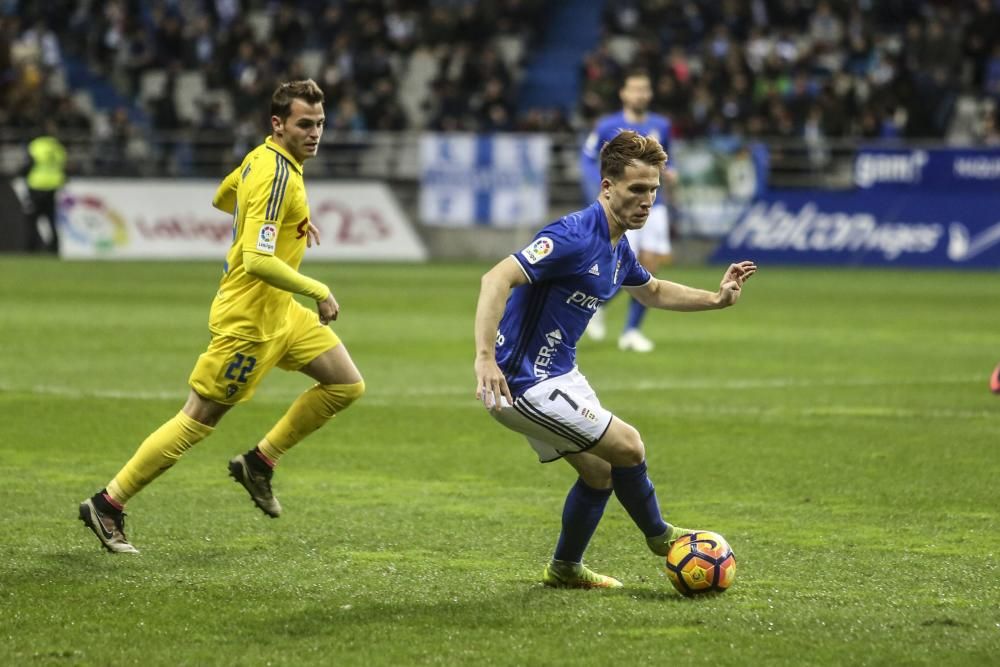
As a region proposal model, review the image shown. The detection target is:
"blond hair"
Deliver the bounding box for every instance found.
[599,130,667,180]
[270,79,325,121]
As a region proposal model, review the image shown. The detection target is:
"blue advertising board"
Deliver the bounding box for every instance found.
[854,147,1000,193]
[712,189,1000,268]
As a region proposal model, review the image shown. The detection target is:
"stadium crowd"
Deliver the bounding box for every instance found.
[1,0,998,176]
[1,1,544,130]
[587,0,1000,144]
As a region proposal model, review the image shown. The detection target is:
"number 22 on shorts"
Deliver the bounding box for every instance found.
[224,352,257,383]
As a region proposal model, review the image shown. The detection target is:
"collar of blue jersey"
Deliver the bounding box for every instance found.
[592,200,619,248]
[263,137,304,174]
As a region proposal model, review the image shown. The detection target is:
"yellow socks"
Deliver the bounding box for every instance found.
[106,411,214,505]
[259,381,365,463]
[103,381,364,504]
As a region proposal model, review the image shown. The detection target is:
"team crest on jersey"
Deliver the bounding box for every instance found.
[521,237,554,264]
[257,224,277,253]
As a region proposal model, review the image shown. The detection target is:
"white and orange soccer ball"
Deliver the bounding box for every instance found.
[665,531,736,596]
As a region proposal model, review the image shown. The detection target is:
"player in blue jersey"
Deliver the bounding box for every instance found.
[474,130,756,588]
[580,69,678,352]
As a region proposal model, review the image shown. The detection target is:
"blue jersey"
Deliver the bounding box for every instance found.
[580,110,673,204]
[496,202,652,397]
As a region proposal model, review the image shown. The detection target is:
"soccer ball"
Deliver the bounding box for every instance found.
[665,531,736,596]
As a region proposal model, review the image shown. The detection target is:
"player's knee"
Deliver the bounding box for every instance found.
[317,379,365,416]
[183,391,231,427]
[597,420,646,466]
[343,379,366,406]
[616,424,646,466]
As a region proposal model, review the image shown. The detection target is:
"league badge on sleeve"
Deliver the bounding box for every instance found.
[521,237,554,265]
[257,224,277,253]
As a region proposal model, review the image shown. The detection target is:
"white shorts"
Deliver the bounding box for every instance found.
[625,205,670,256]
[487,368,614,463]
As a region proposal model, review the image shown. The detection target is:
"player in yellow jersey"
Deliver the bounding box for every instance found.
[78,80,366,553]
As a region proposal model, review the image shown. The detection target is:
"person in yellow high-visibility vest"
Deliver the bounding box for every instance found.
[25,122,67,254]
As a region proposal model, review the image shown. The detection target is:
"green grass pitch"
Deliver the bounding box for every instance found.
[1,257,997,666]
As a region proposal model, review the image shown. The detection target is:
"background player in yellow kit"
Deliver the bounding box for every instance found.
[79,79,365,553]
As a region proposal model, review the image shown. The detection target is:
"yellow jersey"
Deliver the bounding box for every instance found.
[209,137,327,342]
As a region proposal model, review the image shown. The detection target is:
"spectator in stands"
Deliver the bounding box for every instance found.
[427,77,469,131]
[330,97,366,133]
[53,94,92,133]
[579,43,622,124]
[984,104,1000,145]
[18,18,61,74]
[985,43,1000,99]
[0,16,18,125]
[271,4,306,56]
[964,0,1000,90]
[119,23,154,98]
[363,76,409,130]
[473,77,514,132]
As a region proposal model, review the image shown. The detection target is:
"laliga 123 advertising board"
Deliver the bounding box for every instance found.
[59,179,428,261]
[711,189,1000,268]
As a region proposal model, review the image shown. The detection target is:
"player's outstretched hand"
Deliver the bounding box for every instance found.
[718,260,757,307]
[475,357,512,413]
[306,222,321,248]
[318,292,339,324]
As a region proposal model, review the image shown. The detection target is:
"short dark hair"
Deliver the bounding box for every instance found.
[599,130,667,180]
[270,79,325,121]
[621,68,651,88]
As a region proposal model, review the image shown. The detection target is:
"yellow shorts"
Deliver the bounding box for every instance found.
[188,301,341,405]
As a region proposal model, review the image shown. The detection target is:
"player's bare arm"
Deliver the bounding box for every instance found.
[625,260,757,311]
[474,256,528,410]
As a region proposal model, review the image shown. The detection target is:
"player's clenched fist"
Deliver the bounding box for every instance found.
[318,292,339,324]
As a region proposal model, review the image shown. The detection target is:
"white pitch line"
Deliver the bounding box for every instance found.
[0,376,994,420]
[634,403,997,420]
[0,374,983,402]
[602,375,983,392]
[0,384,179,401]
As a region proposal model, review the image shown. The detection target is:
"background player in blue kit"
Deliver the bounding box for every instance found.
[580,69,678,352]
[474,130,756,588]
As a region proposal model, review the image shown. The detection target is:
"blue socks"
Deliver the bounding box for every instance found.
[611,461,668,537]
[552,463,669,562]
[625,297,648,332]
[553,478,613,564]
